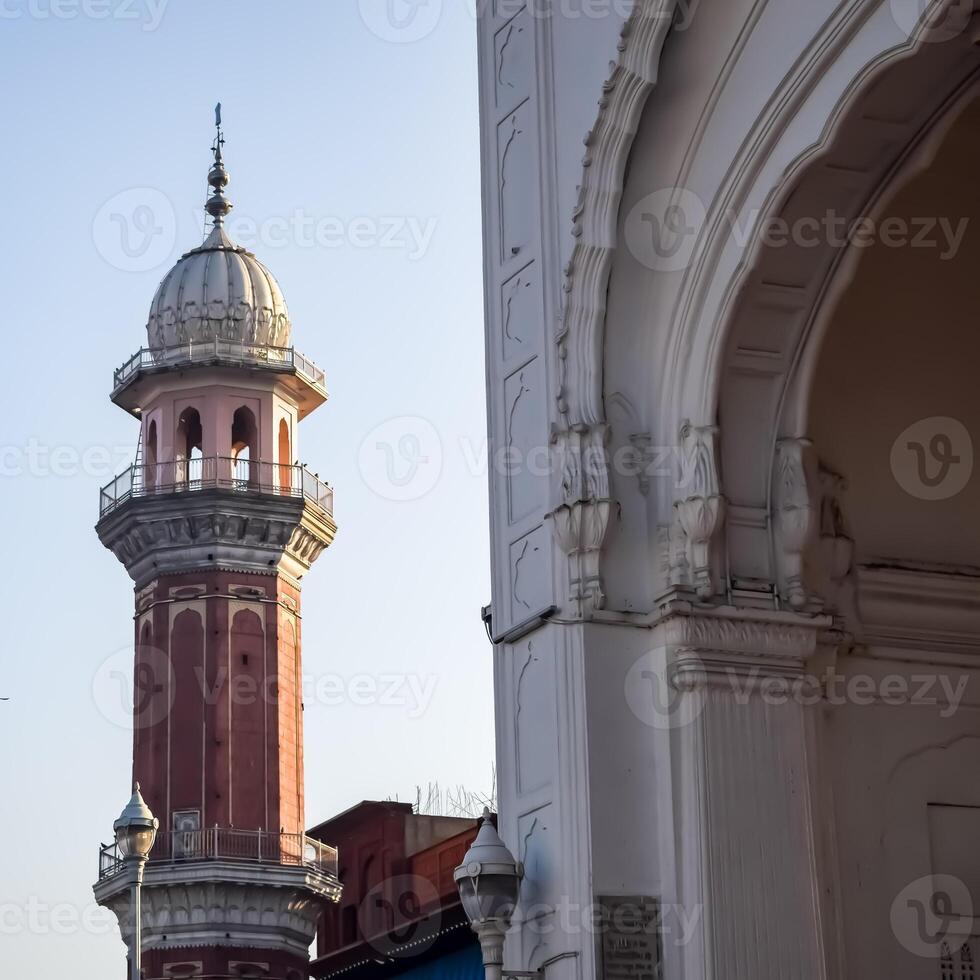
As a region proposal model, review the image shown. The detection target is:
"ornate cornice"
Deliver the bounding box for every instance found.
[96,490,336,588]
[855,563,980,656]
[657,604,833,664]
[95,861,339,958]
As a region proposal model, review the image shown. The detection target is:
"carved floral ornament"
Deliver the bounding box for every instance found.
[545,415,855,614]
[672,423,725,600]
[149,300,288,350]
[549,424,612,615]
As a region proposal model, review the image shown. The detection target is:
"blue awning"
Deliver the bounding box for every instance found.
[391,942,484,980]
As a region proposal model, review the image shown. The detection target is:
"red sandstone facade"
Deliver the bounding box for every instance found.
[133,570,307,842]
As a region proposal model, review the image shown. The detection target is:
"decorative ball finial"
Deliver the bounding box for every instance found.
[206,102,233,226]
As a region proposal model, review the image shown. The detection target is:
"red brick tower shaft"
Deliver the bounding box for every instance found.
[133,571,306,841]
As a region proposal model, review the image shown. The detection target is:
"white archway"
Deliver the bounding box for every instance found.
[593,0,980,611]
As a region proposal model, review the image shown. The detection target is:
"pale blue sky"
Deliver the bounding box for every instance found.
[0,3,490,974]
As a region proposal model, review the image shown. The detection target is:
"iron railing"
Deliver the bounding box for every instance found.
[112,341,326,392]
[98,456,334,518]
[98,828,338,881]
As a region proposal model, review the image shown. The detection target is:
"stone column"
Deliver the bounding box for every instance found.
[665,610,831,980]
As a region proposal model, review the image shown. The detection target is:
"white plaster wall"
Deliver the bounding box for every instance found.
[477,2,980,979]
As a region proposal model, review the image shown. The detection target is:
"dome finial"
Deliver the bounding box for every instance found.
[206,102,233,227]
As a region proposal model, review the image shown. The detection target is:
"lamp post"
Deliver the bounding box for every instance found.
[113,783,159,980]
[454,808,524,980]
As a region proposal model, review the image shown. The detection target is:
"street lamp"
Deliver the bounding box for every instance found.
[454,808,524,980]
[113,783,159,980]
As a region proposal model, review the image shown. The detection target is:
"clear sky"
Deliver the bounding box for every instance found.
[0,3,490,974]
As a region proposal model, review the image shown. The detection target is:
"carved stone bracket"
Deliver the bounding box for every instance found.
[816,464,854,588]
[772,440,856,613]
[673,423,725,599]
[549,424,612,617]
[626,432,655,496]
[773,438,818,610]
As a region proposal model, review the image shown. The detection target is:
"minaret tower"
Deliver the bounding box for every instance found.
[93,110,340,980]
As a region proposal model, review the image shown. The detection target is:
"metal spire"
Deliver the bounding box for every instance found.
[206,102,232,227]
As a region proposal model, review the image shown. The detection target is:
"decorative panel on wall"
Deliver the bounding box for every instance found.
[480,1,555,641]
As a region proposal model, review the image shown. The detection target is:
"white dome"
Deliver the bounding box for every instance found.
[146,224,291,351]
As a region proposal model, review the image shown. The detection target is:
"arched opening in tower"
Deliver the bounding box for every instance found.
[278,418,292,494]
[175,407,203,488]
[145,419,158,490]
[232,406,258,489]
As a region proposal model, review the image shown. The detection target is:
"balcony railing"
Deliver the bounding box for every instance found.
[98,828,338,881]
[98,456,334,518]
[112,341,326,392]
